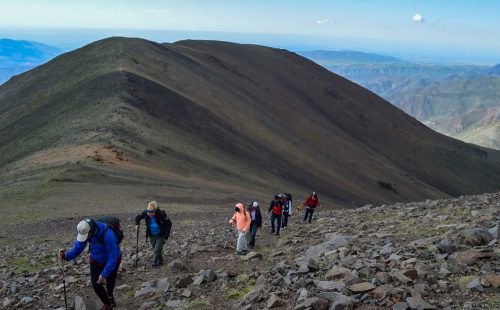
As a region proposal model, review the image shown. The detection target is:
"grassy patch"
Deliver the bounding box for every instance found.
[226,284,254,300]
[183,298,211,309]
[2,255,54,274]
[484,294,500,309]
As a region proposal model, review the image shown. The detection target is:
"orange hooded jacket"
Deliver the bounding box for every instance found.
[229,203,251,232]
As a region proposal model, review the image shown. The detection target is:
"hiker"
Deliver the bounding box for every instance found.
[282,193,293,229]
[303,191,320,223]
[247,201,262,248]
[229,202,251,255]
[135,201,172,268]
[268,194,283,235]
[58,218,121,310]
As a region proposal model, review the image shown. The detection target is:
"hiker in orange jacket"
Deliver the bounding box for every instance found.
[229,203,251,255]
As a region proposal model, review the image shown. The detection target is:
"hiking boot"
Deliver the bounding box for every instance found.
[241,250,248,255]
[235,251,242,255]
[107,295,116,307]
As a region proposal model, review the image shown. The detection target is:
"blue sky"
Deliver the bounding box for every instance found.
[1,0,499,64]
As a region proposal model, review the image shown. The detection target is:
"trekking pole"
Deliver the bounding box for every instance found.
[60,258,68,310]
[135,226,140,267]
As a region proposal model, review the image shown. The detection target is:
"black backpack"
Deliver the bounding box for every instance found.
[161,212,173,238]
[97,216,124,245]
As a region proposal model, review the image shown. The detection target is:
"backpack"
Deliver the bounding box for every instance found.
[97,216,124,245]
[163,215,173,238]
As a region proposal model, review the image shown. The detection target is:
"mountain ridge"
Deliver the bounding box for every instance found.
[1,37,500,220]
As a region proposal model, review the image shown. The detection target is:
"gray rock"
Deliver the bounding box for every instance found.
[408,237,436,248]
[347,282,376,293]
[192,275,205,286]
[2,298,11,308]
[393,302,409,310]
[307,258,319,272]
[167,259,188,271]
[314,280,344,291]
[181,289,192,298]
[267,293,284,308]
[134,286,156,298]
[242,251,263,261]
[406,293,437,309]
[317,292,354,310]
[73,295,95,310]
[466,279,483,292]
[465,228,494,246]
[140,301,159,310]
[294,297,319,310]
[393,272,413,284]
[303,235,355,262]
[165,299,183,307]
[116,284,132,291]
[176,275,194,288]
[297,288,309,302]
[20,296,33,304]
[203,269,217,282]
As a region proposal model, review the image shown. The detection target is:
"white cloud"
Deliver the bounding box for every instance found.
[316,19,332,25]
[412,13,425,23]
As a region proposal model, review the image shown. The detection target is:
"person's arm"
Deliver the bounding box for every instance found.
[257,208,262,227]
[229,213,236,225]
[101,230,121,279]
[64,240,87,261]
[289,202,293,215]
[243,211,251,232]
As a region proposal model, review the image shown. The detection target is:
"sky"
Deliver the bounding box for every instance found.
[1,0,499,64]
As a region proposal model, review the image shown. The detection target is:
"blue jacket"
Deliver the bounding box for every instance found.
[65,221,121,278]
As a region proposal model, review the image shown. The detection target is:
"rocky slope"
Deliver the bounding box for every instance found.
[0,192,498,309]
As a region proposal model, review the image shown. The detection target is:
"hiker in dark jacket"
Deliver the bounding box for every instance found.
[282,193,293,229]
[59,219,121,310]
[135,201,172,268]
[268,195,283,236]
[247,201,262,247]
[303,191,320,223]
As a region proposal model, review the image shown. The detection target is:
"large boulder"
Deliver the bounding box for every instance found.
[302,235,356,262]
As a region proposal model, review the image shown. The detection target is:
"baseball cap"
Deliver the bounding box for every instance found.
[252,201,258,207]
[76,219,92,242]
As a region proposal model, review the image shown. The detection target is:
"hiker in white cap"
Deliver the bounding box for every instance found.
[246,201,262,248]
[58,219,122,310]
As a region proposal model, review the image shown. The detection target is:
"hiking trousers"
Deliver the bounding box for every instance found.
[90,262,119,306]
[304,207,315,223]
[149,234,166,265]
[271,213,282,235]
[282,212,289,228]
[249,221,259,246]
[237,230,248,252]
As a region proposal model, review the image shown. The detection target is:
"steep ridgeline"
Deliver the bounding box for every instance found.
[0,37,500,211]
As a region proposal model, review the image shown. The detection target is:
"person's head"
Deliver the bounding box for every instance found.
[252,201,258,208]
[313,191,317,197]
[274,194,279,200]
[76,219,97,242]
[147,201,158,217]
[234,203,244,212]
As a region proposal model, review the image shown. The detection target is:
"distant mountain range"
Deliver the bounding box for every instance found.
[302,50,500,150]
[0,38,499,219]
[0,39,62,84]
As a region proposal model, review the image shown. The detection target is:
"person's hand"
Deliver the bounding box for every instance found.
[135,225,139,231]
[97,275,106,285]
[58,249,65,261]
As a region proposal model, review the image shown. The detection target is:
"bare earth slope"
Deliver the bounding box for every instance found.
[1,37,500,220]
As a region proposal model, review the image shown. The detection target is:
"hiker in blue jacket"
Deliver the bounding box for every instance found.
[59,219,121,310]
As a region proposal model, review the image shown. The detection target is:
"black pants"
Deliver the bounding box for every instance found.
[271,213,282,235]
[282,212,289,228]
[90,262,119,306]
[249,221,259,246]
[303,208,315,223]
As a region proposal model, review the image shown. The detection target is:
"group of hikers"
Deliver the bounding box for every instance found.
[57,192,319,309]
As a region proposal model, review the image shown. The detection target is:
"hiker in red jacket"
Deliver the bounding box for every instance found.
[303,191,320,223]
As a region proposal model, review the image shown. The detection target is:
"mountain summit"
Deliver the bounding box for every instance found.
[0,37,499,215]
